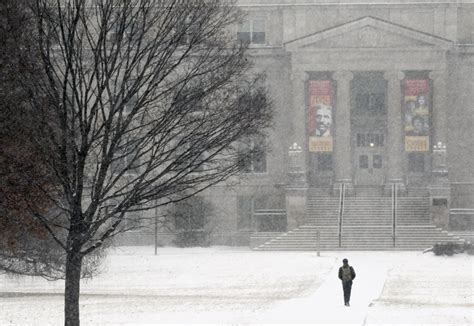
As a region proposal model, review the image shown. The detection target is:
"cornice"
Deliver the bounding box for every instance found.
[236,0,472,8]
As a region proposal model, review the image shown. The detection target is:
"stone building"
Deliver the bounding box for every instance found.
[190,0,474,249]
[120,0,473,248]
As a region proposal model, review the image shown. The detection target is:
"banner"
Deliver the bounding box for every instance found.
[404,79,430,152]
[308,80,333,152]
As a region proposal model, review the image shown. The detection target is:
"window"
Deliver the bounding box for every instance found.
[356,133,385,147]
[355,93,385,115]
[174,144,206,173]
[172,84,205,116]
[124,91,138,114]
[109,21,134,43]
[373,155,383,169]
[111,147,140,175]
[173,197,208,231]
[189,149,206,173]
[123,211,142,230]
[113,78,139,115]
[176,19,199,46]
[408,153,425,173]
[238,195,286,232]
[359,155,369,169]
[237,18,266,45]
[240,137,266,174]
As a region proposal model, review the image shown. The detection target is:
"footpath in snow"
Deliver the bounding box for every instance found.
[255,253,391,324]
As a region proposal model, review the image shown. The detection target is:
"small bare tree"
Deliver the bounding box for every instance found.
[20,0,272,325]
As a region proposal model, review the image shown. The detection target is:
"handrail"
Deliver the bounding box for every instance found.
[392,183,397,247]
[338,183,345,248]
[450,208,474,214]
[253,209,286,216]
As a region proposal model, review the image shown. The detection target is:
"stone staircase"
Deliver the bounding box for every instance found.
[340,196,393,249]
[448,231,474,243]
[253,188,465,251]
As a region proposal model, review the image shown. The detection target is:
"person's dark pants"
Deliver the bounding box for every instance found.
[342,280,353,305]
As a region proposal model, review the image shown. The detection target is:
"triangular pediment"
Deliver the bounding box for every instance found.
[285,16,452,51]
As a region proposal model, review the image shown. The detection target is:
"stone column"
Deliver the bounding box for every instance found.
[428,70,450,209]
[289,70,309,186]
[429,70,447,145]
[383,71,405,193]
[333,71,354,194]
[285,70,308,230]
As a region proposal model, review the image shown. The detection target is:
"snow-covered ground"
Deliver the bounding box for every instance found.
[0,246,472,325]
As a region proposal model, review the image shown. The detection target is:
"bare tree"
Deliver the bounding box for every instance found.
[19,0,272,324]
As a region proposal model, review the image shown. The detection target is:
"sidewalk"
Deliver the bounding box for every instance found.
[257,251,473,325]
[256,254,391,324]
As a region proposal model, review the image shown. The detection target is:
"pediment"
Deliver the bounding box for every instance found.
[285,16,452,51]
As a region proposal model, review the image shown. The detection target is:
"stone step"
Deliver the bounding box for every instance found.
[254,190,458,251]
[255,233,463,250]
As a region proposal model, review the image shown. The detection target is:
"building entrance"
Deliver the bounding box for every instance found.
[354,142,385,185]
[351,72,387,186]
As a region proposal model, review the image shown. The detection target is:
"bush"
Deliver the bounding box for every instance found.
[431,242,473,256]
[174,230,210,248]
[167,196,214,248]
[463,242,474,255]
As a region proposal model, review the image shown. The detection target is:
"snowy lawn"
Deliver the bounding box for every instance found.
[0,246,472,325]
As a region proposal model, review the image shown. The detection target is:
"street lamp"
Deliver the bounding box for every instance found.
[288,142,302,173]
[288,142,305,186]
[432,141,447,173]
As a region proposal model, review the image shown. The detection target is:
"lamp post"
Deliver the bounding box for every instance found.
[288,142,305,186]
[286,142,307,230]
[429,141,450,228]
[288,142,302,172]
[432,141,448,182]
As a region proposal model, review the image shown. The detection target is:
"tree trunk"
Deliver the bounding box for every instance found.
[64,251,83,326]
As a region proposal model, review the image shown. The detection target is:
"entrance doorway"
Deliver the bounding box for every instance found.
[354,146,384,185]
[351,72,387,186]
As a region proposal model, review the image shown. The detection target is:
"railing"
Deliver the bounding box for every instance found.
[392,183,397,247]
[450,208,474,214]
[253,209,287,232]
[449,208,474,231]
[316,230,320,257]
[338,183,345,247]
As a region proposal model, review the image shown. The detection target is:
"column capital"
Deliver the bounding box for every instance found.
[290,70,309,82]
[333,71,353,82]
[383,70,405,81]
[429,70,446,81]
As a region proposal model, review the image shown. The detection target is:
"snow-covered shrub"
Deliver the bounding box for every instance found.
[462,242,474,255]
[167,197,214,247]
[431,242,473,256]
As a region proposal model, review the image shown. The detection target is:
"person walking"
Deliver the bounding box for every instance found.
[338,258,356,306]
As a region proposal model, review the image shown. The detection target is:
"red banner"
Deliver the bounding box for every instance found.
[308,80,333,152]
[404,79,430,152]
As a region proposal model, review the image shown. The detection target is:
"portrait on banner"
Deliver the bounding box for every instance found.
[308,80,334,152]
[404,79,430,152]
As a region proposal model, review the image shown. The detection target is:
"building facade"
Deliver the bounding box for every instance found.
[117,1,473,247]
[192,0,474,247]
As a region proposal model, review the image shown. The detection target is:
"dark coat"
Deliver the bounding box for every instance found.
[338,265,356,281]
